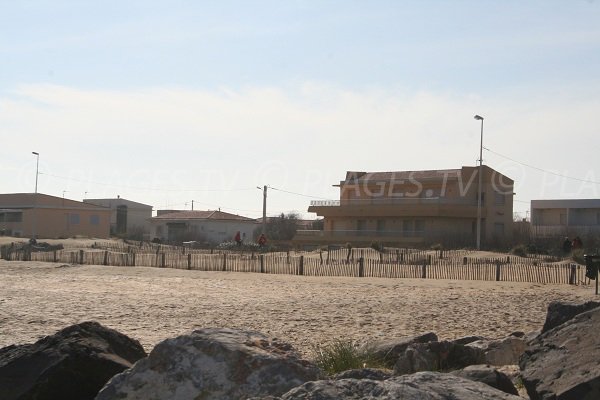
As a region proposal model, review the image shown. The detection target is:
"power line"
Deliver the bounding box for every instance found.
[268,186,328,199]
[484,146,600,185]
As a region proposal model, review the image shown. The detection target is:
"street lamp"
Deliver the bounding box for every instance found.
[473,115,484,250]
[32,151,40,240]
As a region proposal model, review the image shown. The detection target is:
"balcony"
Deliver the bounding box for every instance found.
[308,197,479,218]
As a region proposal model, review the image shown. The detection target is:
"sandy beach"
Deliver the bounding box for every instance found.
[0,259,595,357]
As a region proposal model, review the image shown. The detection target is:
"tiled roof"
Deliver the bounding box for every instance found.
[153,210,255,221]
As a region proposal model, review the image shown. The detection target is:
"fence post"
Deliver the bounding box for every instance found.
[439,249,444,259]
[131,252,136,267]
[319,250,323,265]
[287,250,290,264]
[495,260,501,281]
[260,255,264,273]
[359,257,364,278]
[161,253,166,268]
[427,255,432,265]
[53,250,57,263]
[506,255,510,264]
[187,253,191,270]
[400,252,404,263]
[103,251,108,266]
[298,255,304,276]
[222,253,227,271]
[569,264,576,285]
[79,250,84,265]
[463,257,467,265]
[421,259,427,279]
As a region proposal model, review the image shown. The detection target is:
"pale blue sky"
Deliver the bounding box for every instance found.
[1,1,599,218]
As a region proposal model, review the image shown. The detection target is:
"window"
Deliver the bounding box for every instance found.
[414,220,425,236]
[560,213,567,225]
[494,192,505,206]
[403,220,413,236]
[494,223,505,236]
[89,215,100,225]
[69,214,80,225]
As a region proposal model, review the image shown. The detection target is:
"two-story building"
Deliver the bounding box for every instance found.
[84,197,153,238]
[295,165,514,247]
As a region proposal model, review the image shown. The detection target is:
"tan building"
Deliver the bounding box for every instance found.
[150,210,259,244]
[0,193,110,239]
[295,166,514,247]
[531,199,600,237]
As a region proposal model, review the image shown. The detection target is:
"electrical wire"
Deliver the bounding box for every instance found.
[484,146,600,185]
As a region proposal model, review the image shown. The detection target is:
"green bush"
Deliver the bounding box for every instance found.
[572,248,585,265]
[511,244,528,258]
[312,339,386,376]
[430,243,443,251]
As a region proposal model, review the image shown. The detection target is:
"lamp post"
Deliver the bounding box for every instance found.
[32,151,40,240]
[473,115,484,250]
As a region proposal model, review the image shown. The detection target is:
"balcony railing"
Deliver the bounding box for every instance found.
[295,229,425,238]
[310,197,477,207]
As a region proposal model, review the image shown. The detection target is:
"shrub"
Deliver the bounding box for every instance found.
[511,244,528,258]
[312,339,386,376]
[430,243,443,251]
[370,241,383,252]
[572,248,585,265]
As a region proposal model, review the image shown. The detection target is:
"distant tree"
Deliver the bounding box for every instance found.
[255,212,300,241]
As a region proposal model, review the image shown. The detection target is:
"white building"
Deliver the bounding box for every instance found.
[150,210,258,244]
[84,197,153,238]
[531,199,600,237]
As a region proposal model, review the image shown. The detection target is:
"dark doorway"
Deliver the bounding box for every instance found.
[116,205,127,235]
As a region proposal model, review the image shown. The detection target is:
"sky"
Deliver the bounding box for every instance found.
[1,0,599,220]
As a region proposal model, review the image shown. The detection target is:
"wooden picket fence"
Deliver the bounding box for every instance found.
[0,244,586,285]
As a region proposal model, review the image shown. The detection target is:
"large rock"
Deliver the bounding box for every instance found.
[368,332,438,367]
[332,368,392,381]
[541,300,600,333]
[0,321,146,400]
[451,364,519,395]
[520,306,600,400]
[394,340,485,375]
[253,371,523,399]
[467,333,526,366]
[96,328,319,400]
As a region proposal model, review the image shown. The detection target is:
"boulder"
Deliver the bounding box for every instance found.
[394,341,485,375]
[252,371,523,399]
[451,364,519,395]
[332,368,392,381]
[368,332,438,367]
[541,300,600,333]
[452,335,487,346]
[96,328,319,400]
[0,321,146,400]
[520,306,600,400]
[467,333,526,366]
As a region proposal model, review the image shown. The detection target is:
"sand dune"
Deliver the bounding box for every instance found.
[0,259,595,357]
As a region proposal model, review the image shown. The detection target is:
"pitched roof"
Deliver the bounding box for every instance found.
[153,210,255,221]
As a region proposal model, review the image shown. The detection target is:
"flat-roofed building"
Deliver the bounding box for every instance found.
[531,198,600,237]
[295,165,514,247]
[84,197,152,237]
[0,193,110,239]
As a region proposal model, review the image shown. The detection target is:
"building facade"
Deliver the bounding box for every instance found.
[150,210,259,244]
[84,197,152,238]
[0,193,111,239]
[295,166,514,247]
[531,199,600,237]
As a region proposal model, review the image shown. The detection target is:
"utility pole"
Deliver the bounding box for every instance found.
[474,115,484,250]
[32,151,40,240]
[257,185,267,235]
[191,200,194,211]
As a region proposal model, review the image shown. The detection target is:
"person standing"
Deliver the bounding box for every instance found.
[234,231,242,246]
[562,237,572,254]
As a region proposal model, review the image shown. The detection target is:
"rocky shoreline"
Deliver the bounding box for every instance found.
[1,301,599,399]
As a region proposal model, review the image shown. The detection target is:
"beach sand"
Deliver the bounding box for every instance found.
[0,259,595,357]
